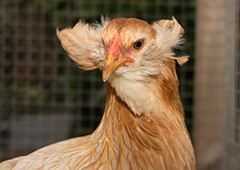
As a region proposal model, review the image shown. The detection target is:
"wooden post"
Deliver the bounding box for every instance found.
[194,0,237,169]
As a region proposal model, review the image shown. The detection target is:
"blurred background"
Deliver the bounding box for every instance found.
[0,0,239,169]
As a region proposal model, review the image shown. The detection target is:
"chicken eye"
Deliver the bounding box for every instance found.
[133,40,144,50]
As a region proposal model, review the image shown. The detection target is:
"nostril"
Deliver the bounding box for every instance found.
[114,55,119,60]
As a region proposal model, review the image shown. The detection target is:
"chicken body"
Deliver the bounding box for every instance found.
[0,17,196,170]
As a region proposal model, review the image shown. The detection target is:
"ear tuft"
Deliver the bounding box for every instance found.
[169,55,189,66]
[57,19,109,71]
[152,17,185,53]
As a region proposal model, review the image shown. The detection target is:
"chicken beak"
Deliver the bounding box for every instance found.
[102,55,124,82]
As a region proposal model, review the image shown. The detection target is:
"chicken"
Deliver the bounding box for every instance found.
[0,17,196,170]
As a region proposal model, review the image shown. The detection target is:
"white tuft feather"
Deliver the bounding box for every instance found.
[152,17,185,54]
[57,18,109,70]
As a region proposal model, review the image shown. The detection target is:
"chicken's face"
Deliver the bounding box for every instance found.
[102,18,157,82]
[57,17,188,115]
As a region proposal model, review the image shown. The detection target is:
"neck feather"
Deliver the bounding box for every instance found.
[91,78,195,169]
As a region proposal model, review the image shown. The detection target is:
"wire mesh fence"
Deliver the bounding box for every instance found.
[230,0,240,168]
[0,0,239,169]
[194,1,239,170]
[227,1,240,167]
